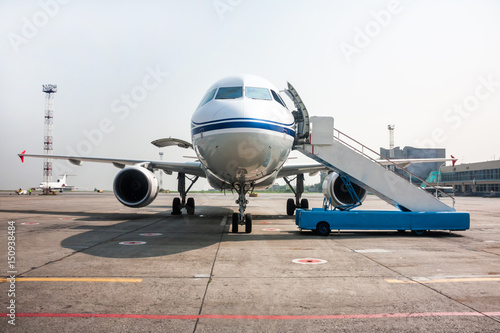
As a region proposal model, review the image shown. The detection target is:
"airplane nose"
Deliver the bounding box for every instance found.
[212,101,246,120]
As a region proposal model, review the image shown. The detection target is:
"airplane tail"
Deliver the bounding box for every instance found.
[19,150,26,163]
[451,155,457,167]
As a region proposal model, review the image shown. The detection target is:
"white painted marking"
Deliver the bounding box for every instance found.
[354,249,391,253]
[194,274,211,278]
[119,241,147,245]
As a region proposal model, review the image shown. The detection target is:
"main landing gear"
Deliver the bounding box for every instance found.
[284,173,309,216]
[172,172,199,215]
[231,183,252,234]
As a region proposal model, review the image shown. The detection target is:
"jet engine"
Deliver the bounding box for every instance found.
[113,166,158,208]
[322,172,367,207]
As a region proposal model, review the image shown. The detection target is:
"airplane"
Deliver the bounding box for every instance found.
[18,74,457,234]
[38,174,75,192]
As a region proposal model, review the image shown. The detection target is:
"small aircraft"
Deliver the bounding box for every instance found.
[38,174,75,192]
[18,75,456,233]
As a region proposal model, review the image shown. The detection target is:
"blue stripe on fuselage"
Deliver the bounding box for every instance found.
[191,120,295,137]
[191,117,295,127]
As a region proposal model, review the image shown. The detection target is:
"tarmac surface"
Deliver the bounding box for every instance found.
[0,191,499,332]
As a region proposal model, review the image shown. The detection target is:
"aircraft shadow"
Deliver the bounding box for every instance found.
[1,208,463,259]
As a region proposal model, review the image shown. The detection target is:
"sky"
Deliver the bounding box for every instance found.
[1,0,500,191]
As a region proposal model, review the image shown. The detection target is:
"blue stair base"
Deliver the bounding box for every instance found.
[296,208,470,233]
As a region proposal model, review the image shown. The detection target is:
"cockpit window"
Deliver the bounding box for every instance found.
[271,90,287,108]
[198,88,217,107]
[215,86,243,99]
[245,87,272,100]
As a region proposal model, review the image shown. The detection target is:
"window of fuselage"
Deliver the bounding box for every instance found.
[215,86,243,99]
[245,87,272,100]
[271,90,287,108]
[198,88,217,107]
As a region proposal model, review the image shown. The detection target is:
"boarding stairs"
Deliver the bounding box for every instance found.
[296,117,455,212]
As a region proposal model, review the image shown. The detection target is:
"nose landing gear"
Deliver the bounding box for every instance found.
[232,183,253,233]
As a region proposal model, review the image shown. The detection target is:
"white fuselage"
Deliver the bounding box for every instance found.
[39,175,73,191]
[191,75,295,190]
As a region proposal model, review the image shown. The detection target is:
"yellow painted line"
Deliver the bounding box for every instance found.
[386,277,500,284]
[0,277,142,283]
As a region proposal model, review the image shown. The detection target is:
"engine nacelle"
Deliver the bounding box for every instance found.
[322,172,367,207]
[113,166,158,208]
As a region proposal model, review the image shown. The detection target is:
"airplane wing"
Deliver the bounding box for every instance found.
[278,155,457,178]
[18,152,206,177]
[277,164,329,178]
[377,156,457,168]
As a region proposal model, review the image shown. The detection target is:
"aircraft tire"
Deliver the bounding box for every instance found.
[286,198,295,216]
[300,198,309,210]
[245,213,252,233]
[232,213,239,233]
[172,197,181,215]
[186,197,195,215]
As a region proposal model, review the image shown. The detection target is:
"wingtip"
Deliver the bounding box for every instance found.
[18,150,26,163]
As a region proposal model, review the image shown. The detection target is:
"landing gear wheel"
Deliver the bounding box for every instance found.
[245,213,252,233]
[286,198,295,216]
[397,230,406,234]
[300,198,309,210]
[316,222,331,236]
[186,197,195,215]
[172,197,181,215]
[232,213,239,233]
[411,230,427,236]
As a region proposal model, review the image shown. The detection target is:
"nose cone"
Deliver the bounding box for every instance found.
[195,130,291,185]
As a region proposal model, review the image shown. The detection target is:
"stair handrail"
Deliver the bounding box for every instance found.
[333,128,455,208]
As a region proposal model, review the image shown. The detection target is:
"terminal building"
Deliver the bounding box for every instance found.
[380,146,500,197]
[439,160,500,196]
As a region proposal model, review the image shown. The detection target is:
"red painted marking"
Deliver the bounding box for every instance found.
[297,259,322,264]
[119,241,146,245]
[2,312,500,320]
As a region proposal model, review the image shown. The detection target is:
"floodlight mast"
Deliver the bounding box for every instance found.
[388,124,395,172]
[388,124,395,158]
[42,84,57,194]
